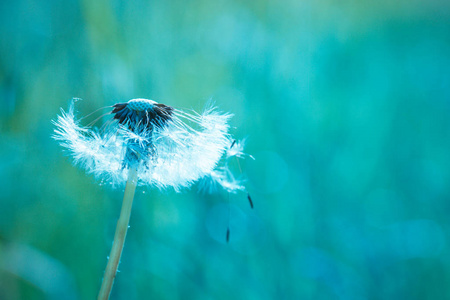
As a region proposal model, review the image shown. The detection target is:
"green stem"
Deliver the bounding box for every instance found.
[98,167,138,300]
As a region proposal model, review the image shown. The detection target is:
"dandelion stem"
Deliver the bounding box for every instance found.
[98,166,138,300]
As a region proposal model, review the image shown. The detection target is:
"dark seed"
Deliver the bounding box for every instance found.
[247,193,254,209]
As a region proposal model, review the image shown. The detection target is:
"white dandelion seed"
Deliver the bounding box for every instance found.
[52,98,248,192]
[52,98,251,299]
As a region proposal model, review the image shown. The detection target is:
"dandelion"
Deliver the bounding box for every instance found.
[52,98,250,299]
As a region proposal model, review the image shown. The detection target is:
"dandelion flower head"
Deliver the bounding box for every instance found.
[53,98,249,192]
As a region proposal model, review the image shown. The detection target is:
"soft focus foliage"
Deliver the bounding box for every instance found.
[0,0,449,299]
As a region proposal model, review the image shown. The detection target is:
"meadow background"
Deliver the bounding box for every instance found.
[0,0,449,299]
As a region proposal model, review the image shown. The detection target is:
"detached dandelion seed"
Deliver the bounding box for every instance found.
[52,98,250,299]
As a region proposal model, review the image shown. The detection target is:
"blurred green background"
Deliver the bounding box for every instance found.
[1,0,450,299]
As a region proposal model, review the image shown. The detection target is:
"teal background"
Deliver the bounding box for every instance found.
[1,0,450,299]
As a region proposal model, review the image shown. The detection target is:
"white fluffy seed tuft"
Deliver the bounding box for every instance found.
[52,99,249,192]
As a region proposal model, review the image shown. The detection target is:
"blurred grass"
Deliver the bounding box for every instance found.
[1,0,450,299]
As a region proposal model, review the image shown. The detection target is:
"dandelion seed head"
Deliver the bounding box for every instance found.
[112,98,173,133]
[52,98,251,193]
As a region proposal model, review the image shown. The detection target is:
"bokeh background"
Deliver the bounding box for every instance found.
[1,0,450,299]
